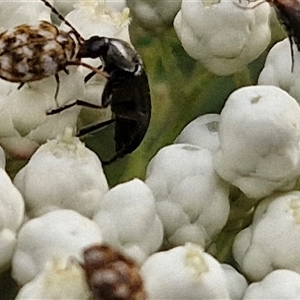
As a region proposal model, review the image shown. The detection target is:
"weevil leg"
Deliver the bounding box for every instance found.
[76,118,115,137]
[17,83,25,90]
[63,67,69,75]
[54,73,60,107]
[47,99,104,115]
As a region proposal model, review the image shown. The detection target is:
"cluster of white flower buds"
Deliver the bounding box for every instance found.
[2,0,300,299]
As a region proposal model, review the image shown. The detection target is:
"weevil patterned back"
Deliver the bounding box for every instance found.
[0,0,107,104]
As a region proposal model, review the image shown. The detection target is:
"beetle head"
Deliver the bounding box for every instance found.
[79,36,108,58]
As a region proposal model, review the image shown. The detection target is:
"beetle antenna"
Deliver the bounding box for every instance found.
[40,0,85,43]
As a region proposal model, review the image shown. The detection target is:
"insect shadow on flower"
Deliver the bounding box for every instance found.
[234,0,300,71]
[45,5,151,165]
[0,0,108,106]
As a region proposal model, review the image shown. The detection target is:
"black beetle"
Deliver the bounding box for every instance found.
[49,36,151,164]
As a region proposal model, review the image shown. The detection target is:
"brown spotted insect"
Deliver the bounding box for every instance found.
[0,0,107,102]
[80,244,146,300]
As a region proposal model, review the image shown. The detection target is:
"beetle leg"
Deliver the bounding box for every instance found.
[288,35,295,72]
[46,99,104,115]
[76,118,115,137]
[84,64,103,83]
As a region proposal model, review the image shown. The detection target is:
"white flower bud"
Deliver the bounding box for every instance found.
[15,258,90,300]
[214,85,300,199]
[175,114,220,152]
[174,0,271,75]
[0,169,24,271]
[146,144,230,248]
[221,264,248,300]
[233,191,300,281]
[141,244,231,299]
[12,209,103,285]
[93,179,163,264]
[0,67,84,159]
[258,38,300,104]
[243,270,300,299]
[14,128,108,218]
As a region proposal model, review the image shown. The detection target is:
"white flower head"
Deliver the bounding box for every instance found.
[141,243,231,299]
[14,128,109,218]
[243,269,300,298]
[0,65,84,159]
[93,178,163,264]
[233,191,300,281]
[174,0,271,75]
[12,209,103,285]
[258,38,300,104]
[214,85,300,199]
[146,144,230,248]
